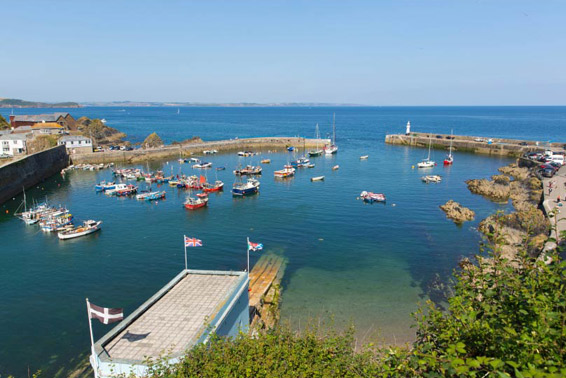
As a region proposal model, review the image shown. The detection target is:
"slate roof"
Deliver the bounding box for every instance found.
[12,113,70,122]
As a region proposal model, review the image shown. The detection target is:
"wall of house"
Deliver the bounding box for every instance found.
[0,145,68,205]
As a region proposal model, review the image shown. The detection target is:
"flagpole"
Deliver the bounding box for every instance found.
[246,237,250,273]
[86,298,99,378]
[184,235,188,271]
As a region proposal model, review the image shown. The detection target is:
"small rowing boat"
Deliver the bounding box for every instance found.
[332,165,339,170]
[311,176,325,182]
[193,162,212,169]
[261,159,271,164]
[360,155,369,160]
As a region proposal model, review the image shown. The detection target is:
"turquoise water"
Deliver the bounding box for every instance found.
[0,107,563,376]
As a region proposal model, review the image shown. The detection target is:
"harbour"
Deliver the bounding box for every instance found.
[0,106,565,376]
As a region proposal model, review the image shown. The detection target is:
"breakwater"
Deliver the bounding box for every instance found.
[385,132,564,157]
[71,137,329,164]
[0,145,68,205]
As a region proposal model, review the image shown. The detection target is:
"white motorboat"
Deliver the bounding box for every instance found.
[311,176,325,182]
[58,220,102,240]
[421,175,442,183]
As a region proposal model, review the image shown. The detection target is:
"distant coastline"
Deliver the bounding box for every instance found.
[80,101,368,107]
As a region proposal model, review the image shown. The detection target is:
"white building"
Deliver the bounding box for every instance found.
[58,135,93,154]
[0,134,29,156]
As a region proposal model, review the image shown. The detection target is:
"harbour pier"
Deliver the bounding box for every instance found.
[385,132,565,157]
[71,137,330,165]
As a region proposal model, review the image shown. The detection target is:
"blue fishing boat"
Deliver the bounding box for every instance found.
[232,178,260,196]
[287,146,294,151]
[94,181,116,192]
[291,157,310,168]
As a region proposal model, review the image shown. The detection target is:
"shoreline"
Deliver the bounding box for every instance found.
[70,137,330,164]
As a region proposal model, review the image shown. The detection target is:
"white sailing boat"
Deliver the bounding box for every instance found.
[325,113,338,154]
[444,129,454,165]
[308,123,324,157]
[417,134,435,168]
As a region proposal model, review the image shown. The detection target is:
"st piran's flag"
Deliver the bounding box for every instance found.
[89,302,124,324]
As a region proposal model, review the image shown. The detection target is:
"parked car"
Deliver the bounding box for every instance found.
[435,135,443,139]
[125,147,134,151]
[540,168,555,178]
[519,142,528,146]
[474,138,485,142]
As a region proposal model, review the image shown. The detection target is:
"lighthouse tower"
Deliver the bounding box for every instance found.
[405,121,411,135]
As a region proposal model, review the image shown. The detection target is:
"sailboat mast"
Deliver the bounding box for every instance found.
[332,113,336,145]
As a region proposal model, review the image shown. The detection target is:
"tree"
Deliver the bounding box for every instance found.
[0,114,9,130]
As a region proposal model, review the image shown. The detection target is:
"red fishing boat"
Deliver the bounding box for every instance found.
[184,196,208,210]
[203,180,224,192]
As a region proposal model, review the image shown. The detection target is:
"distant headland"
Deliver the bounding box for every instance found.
[0,98,81,108]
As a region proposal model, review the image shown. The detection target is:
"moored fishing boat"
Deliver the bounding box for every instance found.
[58,220,102,240]
[184,196,209,210]
[193,162,212,169]
[274,167,295,178]
[234,165,262,175]
[115,184,138,197]
[232,178,260,196]
[196,192,208,199]
[290,157,310,168]
[359,191,386,203]
[332,165,339,170]
[136,191,166,200]
[360,155,369,160]
[261,159,271,164]
[94,181,116,192]
[203,180,224,192]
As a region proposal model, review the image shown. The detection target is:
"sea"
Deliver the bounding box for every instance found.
[0,106,564,377]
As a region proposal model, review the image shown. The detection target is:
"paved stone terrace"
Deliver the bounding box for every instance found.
[103,273,240,361]
[541,164,566,256]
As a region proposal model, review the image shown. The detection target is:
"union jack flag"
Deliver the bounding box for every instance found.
[185,236,203,247]
[248,240,263,252]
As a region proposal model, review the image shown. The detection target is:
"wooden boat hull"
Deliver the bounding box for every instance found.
[58,223,102,240]
[184,201,208,210]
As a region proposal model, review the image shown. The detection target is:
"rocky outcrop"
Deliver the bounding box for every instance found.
[466,179,510,201]
[498,164,529,181]
[76,117,126,144]
[142,132,164,148]
[472,162,547,258]
[440,201,475,223]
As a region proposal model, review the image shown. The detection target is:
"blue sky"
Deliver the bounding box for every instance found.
[1,0,564,105]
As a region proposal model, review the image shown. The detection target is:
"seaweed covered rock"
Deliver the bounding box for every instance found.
[491,174,510,185]
[466,179,510,201]
[498,164,529,181]
[440,200,475,223]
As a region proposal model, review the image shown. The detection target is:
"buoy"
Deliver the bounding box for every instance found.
[5,210,9,214]
[411,165,415,169]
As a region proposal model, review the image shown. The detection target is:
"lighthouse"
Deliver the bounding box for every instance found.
[405,121,411,135]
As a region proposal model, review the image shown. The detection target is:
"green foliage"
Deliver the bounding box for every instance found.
[411,247,566,377]
[0,114,9,129]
